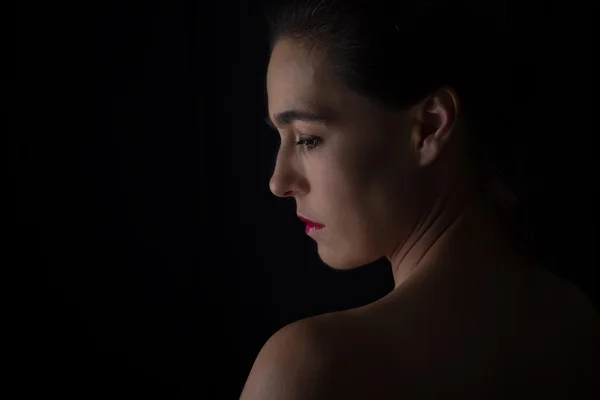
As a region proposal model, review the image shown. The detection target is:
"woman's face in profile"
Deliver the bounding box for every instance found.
[266,38,423,270]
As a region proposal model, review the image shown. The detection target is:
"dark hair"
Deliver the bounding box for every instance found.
[266,0,535,246]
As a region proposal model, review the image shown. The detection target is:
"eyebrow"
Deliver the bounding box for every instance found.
[265,108,332,129]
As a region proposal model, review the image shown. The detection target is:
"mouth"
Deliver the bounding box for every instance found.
[298,215,326,235]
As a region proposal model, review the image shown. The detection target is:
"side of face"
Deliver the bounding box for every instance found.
[266,39,431,270]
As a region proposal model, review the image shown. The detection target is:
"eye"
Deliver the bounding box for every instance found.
[295,137,321,150]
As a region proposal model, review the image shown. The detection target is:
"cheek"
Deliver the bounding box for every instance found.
[324,153,394,234]
[344,150,417,234]
[313,150,417,268]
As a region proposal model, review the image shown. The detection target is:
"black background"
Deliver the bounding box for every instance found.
[11,1,597,398]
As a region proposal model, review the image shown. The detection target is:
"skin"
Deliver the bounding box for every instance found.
[240,38,600,400]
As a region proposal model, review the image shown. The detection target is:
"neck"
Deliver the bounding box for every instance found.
[386,185,529,292]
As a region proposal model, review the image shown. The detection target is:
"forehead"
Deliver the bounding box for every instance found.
[266,39,344,113]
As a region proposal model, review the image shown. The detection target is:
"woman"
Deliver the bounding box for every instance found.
[241,0,600,398]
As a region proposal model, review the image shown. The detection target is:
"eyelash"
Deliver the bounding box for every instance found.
[296,137,321,150]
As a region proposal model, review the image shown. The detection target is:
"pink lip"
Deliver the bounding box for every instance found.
[298,215,326,235]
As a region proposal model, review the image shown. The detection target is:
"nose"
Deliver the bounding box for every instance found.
[269,149,307,198]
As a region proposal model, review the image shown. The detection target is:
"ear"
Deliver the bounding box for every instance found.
[412,87,460,166]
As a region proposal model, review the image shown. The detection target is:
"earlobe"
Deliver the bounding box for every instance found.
[418,135,439,166]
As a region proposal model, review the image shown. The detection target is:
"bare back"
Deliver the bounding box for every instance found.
[305,264,600,399]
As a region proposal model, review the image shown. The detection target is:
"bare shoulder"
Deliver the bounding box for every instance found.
[526,268,600,395]
[240,315,344,400]
[240,269,600,400]
[533,267,600,332]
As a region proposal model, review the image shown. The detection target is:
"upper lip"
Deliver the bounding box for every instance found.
[297,214,324,226]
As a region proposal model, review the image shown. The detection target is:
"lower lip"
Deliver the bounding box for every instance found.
[305,223,325,235]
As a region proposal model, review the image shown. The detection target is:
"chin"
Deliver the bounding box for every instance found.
[317,245,380,271]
